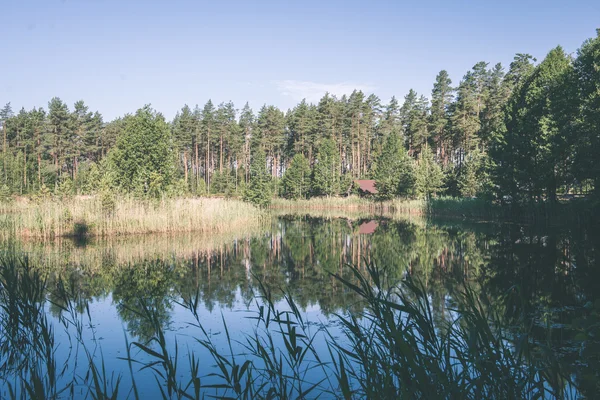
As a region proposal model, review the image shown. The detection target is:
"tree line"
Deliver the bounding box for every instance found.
[1,30,598,206]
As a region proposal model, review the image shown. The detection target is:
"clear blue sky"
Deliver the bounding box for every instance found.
[2,0,599,121]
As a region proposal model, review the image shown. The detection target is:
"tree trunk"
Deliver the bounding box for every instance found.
[3,124,6,183]
[194,142,199,188]
[74,156,78,181]
[219,133,223,173]
[206,129,210,190]
[183,152,188,183]
[235,155,238,192]
[23,149,27,190]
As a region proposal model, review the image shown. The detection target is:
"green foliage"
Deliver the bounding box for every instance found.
[243,148,272,207]
[442,166,460,197]
[79,162,102,194]
[193,176,207,196]
[168,178,189,198]
[311,138,340,197]
[498,47,577,203]
[210,170,234,195]
[373,131,415,200]
[457,149,490,197]
[401,89,430,153]
[2,30,600,204]
[100,188,116,216]
[0,184,11,204]
[107,106,175,197]
[55,177,73,199]
[287,100,318,159]
[415,146,444,199]
[281,154,311,199]
[573,30,600,196]
[38,184,52,201]
[340,172,356,196]
[429,70,453,155]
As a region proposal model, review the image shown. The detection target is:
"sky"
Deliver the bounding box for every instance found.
[1,0,599,121]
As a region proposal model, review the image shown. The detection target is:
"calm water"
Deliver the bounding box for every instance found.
[1,214,599,398]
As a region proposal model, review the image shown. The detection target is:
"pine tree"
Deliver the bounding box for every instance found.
[71,100,93,181]
[215,101,237,174]
[287,99,318,160]
[457,148,485,197]
[281,153,311,199]
[415,146,444,199]
[400,89,418,151]
[255,105,285,178]
[46,97,71,181]
[317,93,345,174]
[238,103,255,184]
[500,47,576,203]
[243,148,272,207]
[573,29,600,195]
[0,103,13,179]
[451,72,480,165]
[311,138,340,197]
[29,107,46,190]
[201,100,216,190]
[480,63,510,151]
[401,90,429,155]
[0,183,11,203]
[429,70,453,164]
[172,105,195,185]
[373,131,415,200]
[381,96,401,138]
[491,54,536,201]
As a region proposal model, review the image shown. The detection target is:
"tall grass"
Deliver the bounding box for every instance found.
[273,196,426,215]
[7,228,265,274]
[0,254,579,398]
[272,195,376,210]
[0,196,267,239]
[0,253,121,399]
[117,262,577,399]
[273,195,595,224]
[427,197,503,220]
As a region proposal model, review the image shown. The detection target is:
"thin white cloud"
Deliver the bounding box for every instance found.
[274,80,376,103]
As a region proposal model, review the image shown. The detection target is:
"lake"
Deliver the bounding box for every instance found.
[0,213,598,398]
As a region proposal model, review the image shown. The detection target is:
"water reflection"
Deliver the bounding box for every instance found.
[2,214,599,397]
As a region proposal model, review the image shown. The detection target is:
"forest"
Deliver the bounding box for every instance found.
[1,30,599,208]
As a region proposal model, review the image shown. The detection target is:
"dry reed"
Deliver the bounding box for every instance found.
[0,196,267,239]
[272,196,427,215]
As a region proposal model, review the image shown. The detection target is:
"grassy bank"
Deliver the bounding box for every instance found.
[273,195,596,224]
[271,196,492,219]
[0,196,267,239]
[272,196,426,214]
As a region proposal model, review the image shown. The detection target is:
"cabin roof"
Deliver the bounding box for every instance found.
[358,220,379,234]
[355,180,378,194]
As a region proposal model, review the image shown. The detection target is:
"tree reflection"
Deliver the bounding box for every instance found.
[112,260,176,342]
[5,214,600,395]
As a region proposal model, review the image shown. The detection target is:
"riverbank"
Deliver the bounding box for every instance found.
[1,194,593,240]
[272,195,596,225]
[0,196,267,239]
[272,196,426,214]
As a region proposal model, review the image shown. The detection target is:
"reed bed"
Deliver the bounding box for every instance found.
[7,229,263,275]
[0,255,579,399]
[388,198,427,215]
[427,197,502,220]
[272,195,376,210]
[273,196,427,215]
[0,196,267,239]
